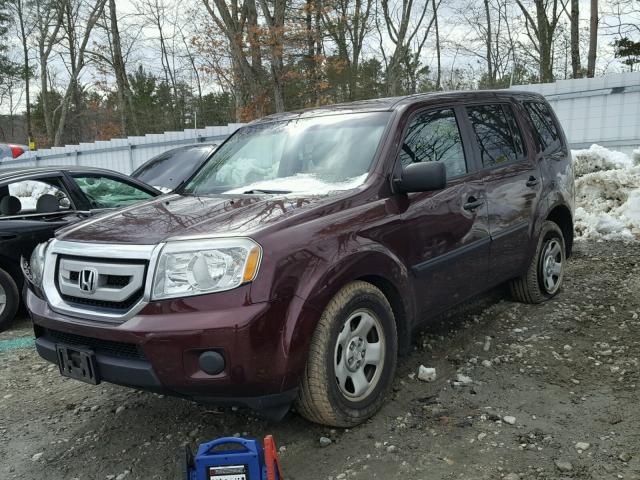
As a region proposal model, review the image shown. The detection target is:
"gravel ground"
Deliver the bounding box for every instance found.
[1,240,639,480]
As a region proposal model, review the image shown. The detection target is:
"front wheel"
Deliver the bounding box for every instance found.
[510,220,566,304]
[296,281,398,427]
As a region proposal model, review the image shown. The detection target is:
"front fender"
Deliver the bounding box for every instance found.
[277,243,415,391]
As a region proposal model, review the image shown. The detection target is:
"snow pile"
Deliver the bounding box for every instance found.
[573,144,640,242]
[572,144,634,177]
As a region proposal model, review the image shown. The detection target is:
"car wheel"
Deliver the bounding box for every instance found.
[510,220,566,304]
[296,281,398,427]
[0,267,19,332]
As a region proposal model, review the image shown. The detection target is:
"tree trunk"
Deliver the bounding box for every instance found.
[570,0,581,77]
[109,0,138,135]
[39,56,53,144]
[305,0,317,104]
[15,1,31,143]
[259,0,287,112]
[587,0,598,77]
[483,0,492,86]
[36,0,64,146]
[433,0,441,89]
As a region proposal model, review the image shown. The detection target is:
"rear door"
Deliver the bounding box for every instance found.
[464,102,543,282]
[383,106,490,317]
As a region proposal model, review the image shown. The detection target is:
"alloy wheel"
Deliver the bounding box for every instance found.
[334,309,386,402]
[540,238,563,294]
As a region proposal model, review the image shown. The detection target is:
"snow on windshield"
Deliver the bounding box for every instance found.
[223,172,369,195]
[573,144,640,242]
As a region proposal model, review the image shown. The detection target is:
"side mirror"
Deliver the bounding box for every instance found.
[394,161,447,193]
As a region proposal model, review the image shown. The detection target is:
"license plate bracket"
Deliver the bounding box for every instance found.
[56,344,100,385]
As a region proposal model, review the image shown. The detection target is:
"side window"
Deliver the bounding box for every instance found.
[400,108,467,178]
[73,175,153,209]
[467,104,525,168]
[524,101,561,152]
[1,178,72,216]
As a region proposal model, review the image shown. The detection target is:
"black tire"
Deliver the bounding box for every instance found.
[296,281,398,427]
[0,267,19,332]
[510,220,566,304]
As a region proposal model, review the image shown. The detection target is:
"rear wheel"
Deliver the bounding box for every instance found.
[0,267,19,332]
[510,221,566,304]
[296,281,398,427]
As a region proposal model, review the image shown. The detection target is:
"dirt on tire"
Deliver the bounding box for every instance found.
[1,240,639,480]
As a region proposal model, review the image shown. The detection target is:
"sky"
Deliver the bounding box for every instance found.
[0,0,636,115]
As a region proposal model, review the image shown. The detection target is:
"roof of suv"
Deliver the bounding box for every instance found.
[253,90,546,124]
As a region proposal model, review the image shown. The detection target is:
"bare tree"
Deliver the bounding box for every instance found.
[601,0,640,38]
[381,0,433,95]
[8,0,35,143]
[136,0,182,123]
[107,0,138,134]
[54,0,108,145]
[34,0,64,145]
[322,0,373,100]
[515,0,568,82]
[201,0,267,120]
[454,0,519,87]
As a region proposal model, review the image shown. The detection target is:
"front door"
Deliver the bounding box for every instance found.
[380,106,490,318]
[464,102,543,283]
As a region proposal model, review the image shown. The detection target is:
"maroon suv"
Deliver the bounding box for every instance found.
[24,91,574,427]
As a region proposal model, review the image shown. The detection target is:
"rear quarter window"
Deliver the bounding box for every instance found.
[524,101,562,153]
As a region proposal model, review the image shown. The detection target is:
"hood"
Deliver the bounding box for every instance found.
[57,193,333,244]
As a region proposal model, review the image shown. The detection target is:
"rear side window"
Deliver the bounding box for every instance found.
[467,104,525,168]
[524,101,561,152]
[400,108,467,178]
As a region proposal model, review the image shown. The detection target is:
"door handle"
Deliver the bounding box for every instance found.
[463,196,484,211]
[526,176,540,187]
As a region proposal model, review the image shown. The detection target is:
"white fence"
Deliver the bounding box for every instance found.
[511,71,640,155]
[0,124,244,174]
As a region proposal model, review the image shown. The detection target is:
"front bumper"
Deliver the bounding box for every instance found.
[26,286,305,415]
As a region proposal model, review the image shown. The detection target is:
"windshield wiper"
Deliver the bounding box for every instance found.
[242,189,291,195]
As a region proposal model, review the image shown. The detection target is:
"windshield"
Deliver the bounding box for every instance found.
[183,112,391,196]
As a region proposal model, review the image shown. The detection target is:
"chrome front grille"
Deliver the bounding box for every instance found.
[42,240,163,323]
[58,257,146,304]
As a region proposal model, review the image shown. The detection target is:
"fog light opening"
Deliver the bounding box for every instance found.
[198,351,225,375]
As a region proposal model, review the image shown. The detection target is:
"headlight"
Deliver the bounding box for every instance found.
[29,242,48,287]
[151,238,262,300]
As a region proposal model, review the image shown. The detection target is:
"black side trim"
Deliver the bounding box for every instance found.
[411,236,491,277]
[491,220,529,242]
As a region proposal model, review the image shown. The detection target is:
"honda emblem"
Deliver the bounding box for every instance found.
[79,268,98,293]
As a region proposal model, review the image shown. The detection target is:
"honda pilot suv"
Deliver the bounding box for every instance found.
[24,91,574,427]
